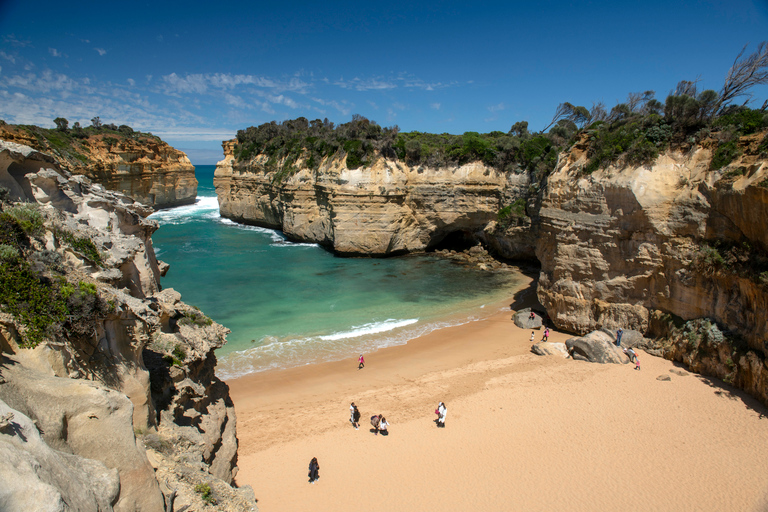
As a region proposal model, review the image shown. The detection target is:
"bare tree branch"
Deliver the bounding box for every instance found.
[718,41,768,113]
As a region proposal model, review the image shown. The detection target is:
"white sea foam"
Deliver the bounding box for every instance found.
[149,196,219,224]
[215,311,500,380]
[217,218,286,241]
[319,318,419,341]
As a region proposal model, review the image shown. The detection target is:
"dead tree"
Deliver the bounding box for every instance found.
[717,41,768,114]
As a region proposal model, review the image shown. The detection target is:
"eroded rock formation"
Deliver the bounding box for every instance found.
[0,122,197,209]
[215,139,532,256]
[0,140,253,511]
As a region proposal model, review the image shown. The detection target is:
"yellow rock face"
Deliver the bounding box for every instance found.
[214,140,512,255]
[536,134,768,356]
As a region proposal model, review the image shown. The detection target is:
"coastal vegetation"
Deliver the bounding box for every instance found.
[0,118,162,169]
[232,43,767,186]
[0,191,107,347]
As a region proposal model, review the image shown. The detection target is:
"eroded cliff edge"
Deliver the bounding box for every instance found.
[0,140,254,511]
[0,121,197,209]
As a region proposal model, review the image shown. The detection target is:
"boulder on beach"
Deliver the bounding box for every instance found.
[598,328,649,349]
[531,342,569,358]
[565,330,630,364]
[513,308,543,330]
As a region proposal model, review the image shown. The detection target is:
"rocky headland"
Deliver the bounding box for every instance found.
[0,140,254,511]
[215,114,768,406]
[0,121,197,209]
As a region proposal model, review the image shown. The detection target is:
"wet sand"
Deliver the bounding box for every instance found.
[227,278,768,512]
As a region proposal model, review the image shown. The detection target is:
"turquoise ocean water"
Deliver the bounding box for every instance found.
[149,166,520,379]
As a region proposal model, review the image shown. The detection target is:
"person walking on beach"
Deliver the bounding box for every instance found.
[350,402,360,430]
[371,414,380,435]
[615,328,623,347]
[379,416,389,435]
[358,354,365,369]
[542,327,550,342]
[530,331,535,343]
[308,457,320,484]
[436,402,447,428]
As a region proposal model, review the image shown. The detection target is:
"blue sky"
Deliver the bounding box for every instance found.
[1,0,767,164]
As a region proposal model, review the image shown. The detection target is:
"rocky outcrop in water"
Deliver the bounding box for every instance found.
[0,140,253,511]
[215,139,532,256]
[0,122,197,209]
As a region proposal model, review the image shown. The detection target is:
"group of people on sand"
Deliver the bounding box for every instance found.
[349,402,391,435]
[308,354,451,484]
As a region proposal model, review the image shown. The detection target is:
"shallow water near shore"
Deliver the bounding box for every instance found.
[149,166,521,378]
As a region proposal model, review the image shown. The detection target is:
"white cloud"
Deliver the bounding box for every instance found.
[152,128,236,141]
[488,102,505,112]
[1,70,82,94]
[224,93,250,108]
[3,35,30,48]
[95,48,107,56]
[158,73,310,96]
[334,77,396,91]
[0,52,15,64]
[48,48,62,57]
[431,103,441,110]
[311,97,351,116]
[127,78,135,86]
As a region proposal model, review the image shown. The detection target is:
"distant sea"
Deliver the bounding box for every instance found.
[149,165,521,379]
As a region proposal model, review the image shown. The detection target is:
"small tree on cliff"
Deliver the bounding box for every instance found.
[53,117,69,132]
[90,116,102,129]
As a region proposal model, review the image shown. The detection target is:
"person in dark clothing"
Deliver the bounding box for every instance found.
[616,328,624,346]
[350,402,360,429]
[308,457,319,484]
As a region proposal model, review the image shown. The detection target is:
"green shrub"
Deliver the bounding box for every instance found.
[0,259,68,347]
[172,344,186,361]
[53,228,103,266]
[4,204,44,236]
[710,140,740,170]
[712,108,767,135]
[0,244,19,261]
[194,483,214,503]
[179,309,213,327]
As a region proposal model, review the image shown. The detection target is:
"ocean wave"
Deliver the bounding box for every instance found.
[217,218,286,241]
[149,196,219,224]
[271,241,320,248]
[214,311,500,380]
[319,318,419,341]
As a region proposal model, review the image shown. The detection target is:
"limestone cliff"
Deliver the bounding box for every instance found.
[215,139,532,256]
[533,132,768,403]
[0,141,254,511]
[0,121,197,209]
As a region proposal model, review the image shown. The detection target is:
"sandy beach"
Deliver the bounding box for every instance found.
[227,278,768,512]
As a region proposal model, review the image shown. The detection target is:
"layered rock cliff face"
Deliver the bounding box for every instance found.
[0,122,197,209]
[0,141,254,511]
[215,139,532,256]
[533,132,768,403]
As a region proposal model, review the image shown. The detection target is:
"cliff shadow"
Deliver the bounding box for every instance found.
[693,373,767,419]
